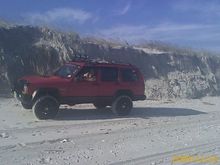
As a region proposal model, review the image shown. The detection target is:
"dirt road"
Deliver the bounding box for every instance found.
[0,97,220,165]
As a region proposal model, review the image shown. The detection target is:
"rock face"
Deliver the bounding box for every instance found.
[0,25,220,99]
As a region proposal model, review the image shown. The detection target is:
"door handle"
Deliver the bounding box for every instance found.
[92,82,99,85]
[115,81,120,85]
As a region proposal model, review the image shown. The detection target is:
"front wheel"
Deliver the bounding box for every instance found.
[32,96,59,120]
[112,95,133,116]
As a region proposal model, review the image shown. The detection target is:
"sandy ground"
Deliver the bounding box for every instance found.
[0,97,220,165]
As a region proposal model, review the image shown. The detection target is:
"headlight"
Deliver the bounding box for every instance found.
[22,83,29,94]
[23,84,28,94]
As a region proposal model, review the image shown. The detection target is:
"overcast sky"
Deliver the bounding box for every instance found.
[1,0,220,52]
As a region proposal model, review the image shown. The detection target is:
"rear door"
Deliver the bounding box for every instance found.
[97,67,119,97]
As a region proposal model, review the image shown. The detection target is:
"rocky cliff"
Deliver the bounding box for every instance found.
[0,25,220,99]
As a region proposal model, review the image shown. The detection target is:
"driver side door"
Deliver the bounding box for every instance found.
[70,66,99,99]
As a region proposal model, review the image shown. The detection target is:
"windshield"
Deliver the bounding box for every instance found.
[54,64,79,78]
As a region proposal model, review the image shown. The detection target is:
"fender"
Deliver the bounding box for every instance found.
[32,88,60,102]
[114,90,133,99]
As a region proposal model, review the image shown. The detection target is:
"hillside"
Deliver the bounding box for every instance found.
[0,25,220,99]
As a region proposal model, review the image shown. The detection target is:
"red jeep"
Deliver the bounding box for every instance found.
[13,60,146,119]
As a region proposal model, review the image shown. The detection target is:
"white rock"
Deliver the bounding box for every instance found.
[0,132,9,138]
[60,139,68,143]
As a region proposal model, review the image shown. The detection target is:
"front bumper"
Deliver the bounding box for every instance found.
[14,91,32,104]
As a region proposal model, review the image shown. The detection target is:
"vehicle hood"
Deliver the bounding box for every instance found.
[20,75,69,84]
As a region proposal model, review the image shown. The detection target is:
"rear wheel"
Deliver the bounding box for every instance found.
[112,95,133,116]
[33,96,59,120]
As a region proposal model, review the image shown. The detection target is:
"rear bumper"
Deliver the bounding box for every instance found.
[133,95,146,101]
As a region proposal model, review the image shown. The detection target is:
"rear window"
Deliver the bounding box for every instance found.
[100,67,118,82]
[121,68,139,82]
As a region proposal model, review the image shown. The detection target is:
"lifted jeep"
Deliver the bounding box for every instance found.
[13,60,146,120]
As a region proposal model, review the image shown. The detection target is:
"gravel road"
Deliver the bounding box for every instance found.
[0,97,220,165]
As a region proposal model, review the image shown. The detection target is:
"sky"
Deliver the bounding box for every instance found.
[0,0,220,52]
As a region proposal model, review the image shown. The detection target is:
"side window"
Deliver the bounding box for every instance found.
[121,68,139,82]
[76,67,97,82]
[56,65,74,78]
[101,67,118,82]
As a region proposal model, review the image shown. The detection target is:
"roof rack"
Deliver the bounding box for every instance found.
[72,55,90,62]
[71,55,131,66]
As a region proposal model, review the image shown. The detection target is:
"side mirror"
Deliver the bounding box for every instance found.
[67,74,72,78]
[74,76,80,82]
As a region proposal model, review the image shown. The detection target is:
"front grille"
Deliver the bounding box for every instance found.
[15,79,27,93]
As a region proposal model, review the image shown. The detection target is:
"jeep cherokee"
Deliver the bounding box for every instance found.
[13,60,146,120]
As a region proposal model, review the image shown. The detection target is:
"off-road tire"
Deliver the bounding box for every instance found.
[33,96,59,120]
[112,95,133,116]
[21,102,32,109]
